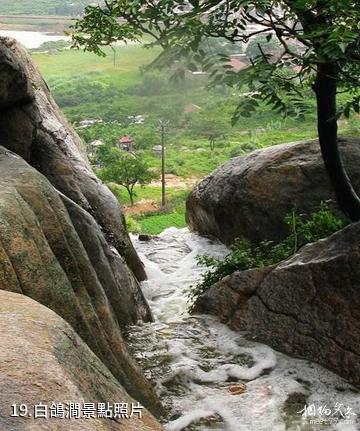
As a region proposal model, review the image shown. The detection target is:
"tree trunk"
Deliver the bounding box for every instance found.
[161,124,166,210]
[313,62,360,221]
[127,187,134,206]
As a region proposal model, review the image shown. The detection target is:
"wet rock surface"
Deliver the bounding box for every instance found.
[186,138,360,245]
[0,290,163,431]
[195,222,360,387]
[128,229,360,430]
[0,36,145,280]
[0,147,160,414]
[0,37,162,416]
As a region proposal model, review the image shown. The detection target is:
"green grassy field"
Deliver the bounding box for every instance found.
[108,183,188,206]
[32,45,332,177]
[34,45,156,83]
[31,43,360,234]
[135,211,186,235]
[109,183,188,234]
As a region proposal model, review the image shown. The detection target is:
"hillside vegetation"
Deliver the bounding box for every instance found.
[32,43,360,234]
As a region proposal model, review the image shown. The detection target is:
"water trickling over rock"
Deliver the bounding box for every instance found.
[127,228,360,431]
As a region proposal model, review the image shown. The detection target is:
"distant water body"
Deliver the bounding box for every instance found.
[0,30,69,49]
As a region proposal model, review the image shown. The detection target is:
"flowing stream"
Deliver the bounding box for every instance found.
[127,228,359,431]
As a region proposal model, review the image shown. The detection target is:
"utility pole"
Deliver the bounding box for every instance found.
[159,119,169,210]
[111,46,116,68]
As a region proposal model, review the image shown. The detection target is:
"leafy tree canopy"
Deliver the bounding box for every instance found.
[97,147,157,205]
[245,33,281,61]
[73,1,360,220]
[73,0,360,116]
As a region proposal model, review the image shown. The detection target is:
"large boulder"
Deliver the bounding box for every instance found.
[186,138,360,245]
[0,147,161,415]
[195,222,360,386]
[0,290,163,431]
[0,39,33,110]
[0,37,146,281]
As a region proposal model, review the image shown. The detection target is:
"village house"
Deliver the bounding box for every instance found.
[118,136,134,152]
[228,54,248,72]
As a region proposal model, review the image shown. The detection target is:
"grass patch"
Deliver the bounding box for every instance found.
[109,183,188,234]
[108,183,189,207]
[135,210,187,235]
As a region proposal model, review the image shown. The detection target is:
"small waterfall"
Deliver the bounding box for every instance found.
[127,228,359,431]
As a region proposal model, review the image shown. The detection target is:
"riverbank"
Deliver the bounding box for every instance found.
[0,15,72,33]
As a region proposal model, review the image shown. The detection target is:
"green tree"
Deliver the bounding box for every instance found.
[129,125,159,149]
[188,110,230,151]
[97,148,157,205]
[245,34,281,61]
[73,1,360,220]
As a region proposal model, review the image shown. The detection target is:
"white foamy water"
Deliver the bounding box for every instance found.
[0,30,69,49]
[128,228,359,430]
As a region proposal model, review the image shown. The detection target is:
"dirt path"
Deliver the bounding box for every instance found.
[124,175,200,216]
[124,199,160,216]
[150,174,200,189]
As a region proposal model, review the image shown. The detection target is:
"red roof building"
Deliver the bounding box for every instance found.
[118,136,134,151]
[119,136,133,144]
[228,58,248,72]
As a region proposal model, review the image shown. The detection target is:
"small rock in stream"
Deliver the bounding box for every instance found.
[139,234,153,241]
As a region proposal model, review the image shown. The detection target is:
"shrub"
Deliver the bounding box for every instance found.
[125,216,141,233]
[229,142,260,158]
[229,146,243,158]
[187,203,347,309]
[165,166,181,176]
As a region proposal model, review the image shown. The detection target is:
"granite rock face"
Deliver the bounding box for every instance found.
[0,290,163,431]
[0,36,146,281]
[195,222,360,386]
[0,37,165,416]
[186,138,360,245]
[0,147,161,414]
